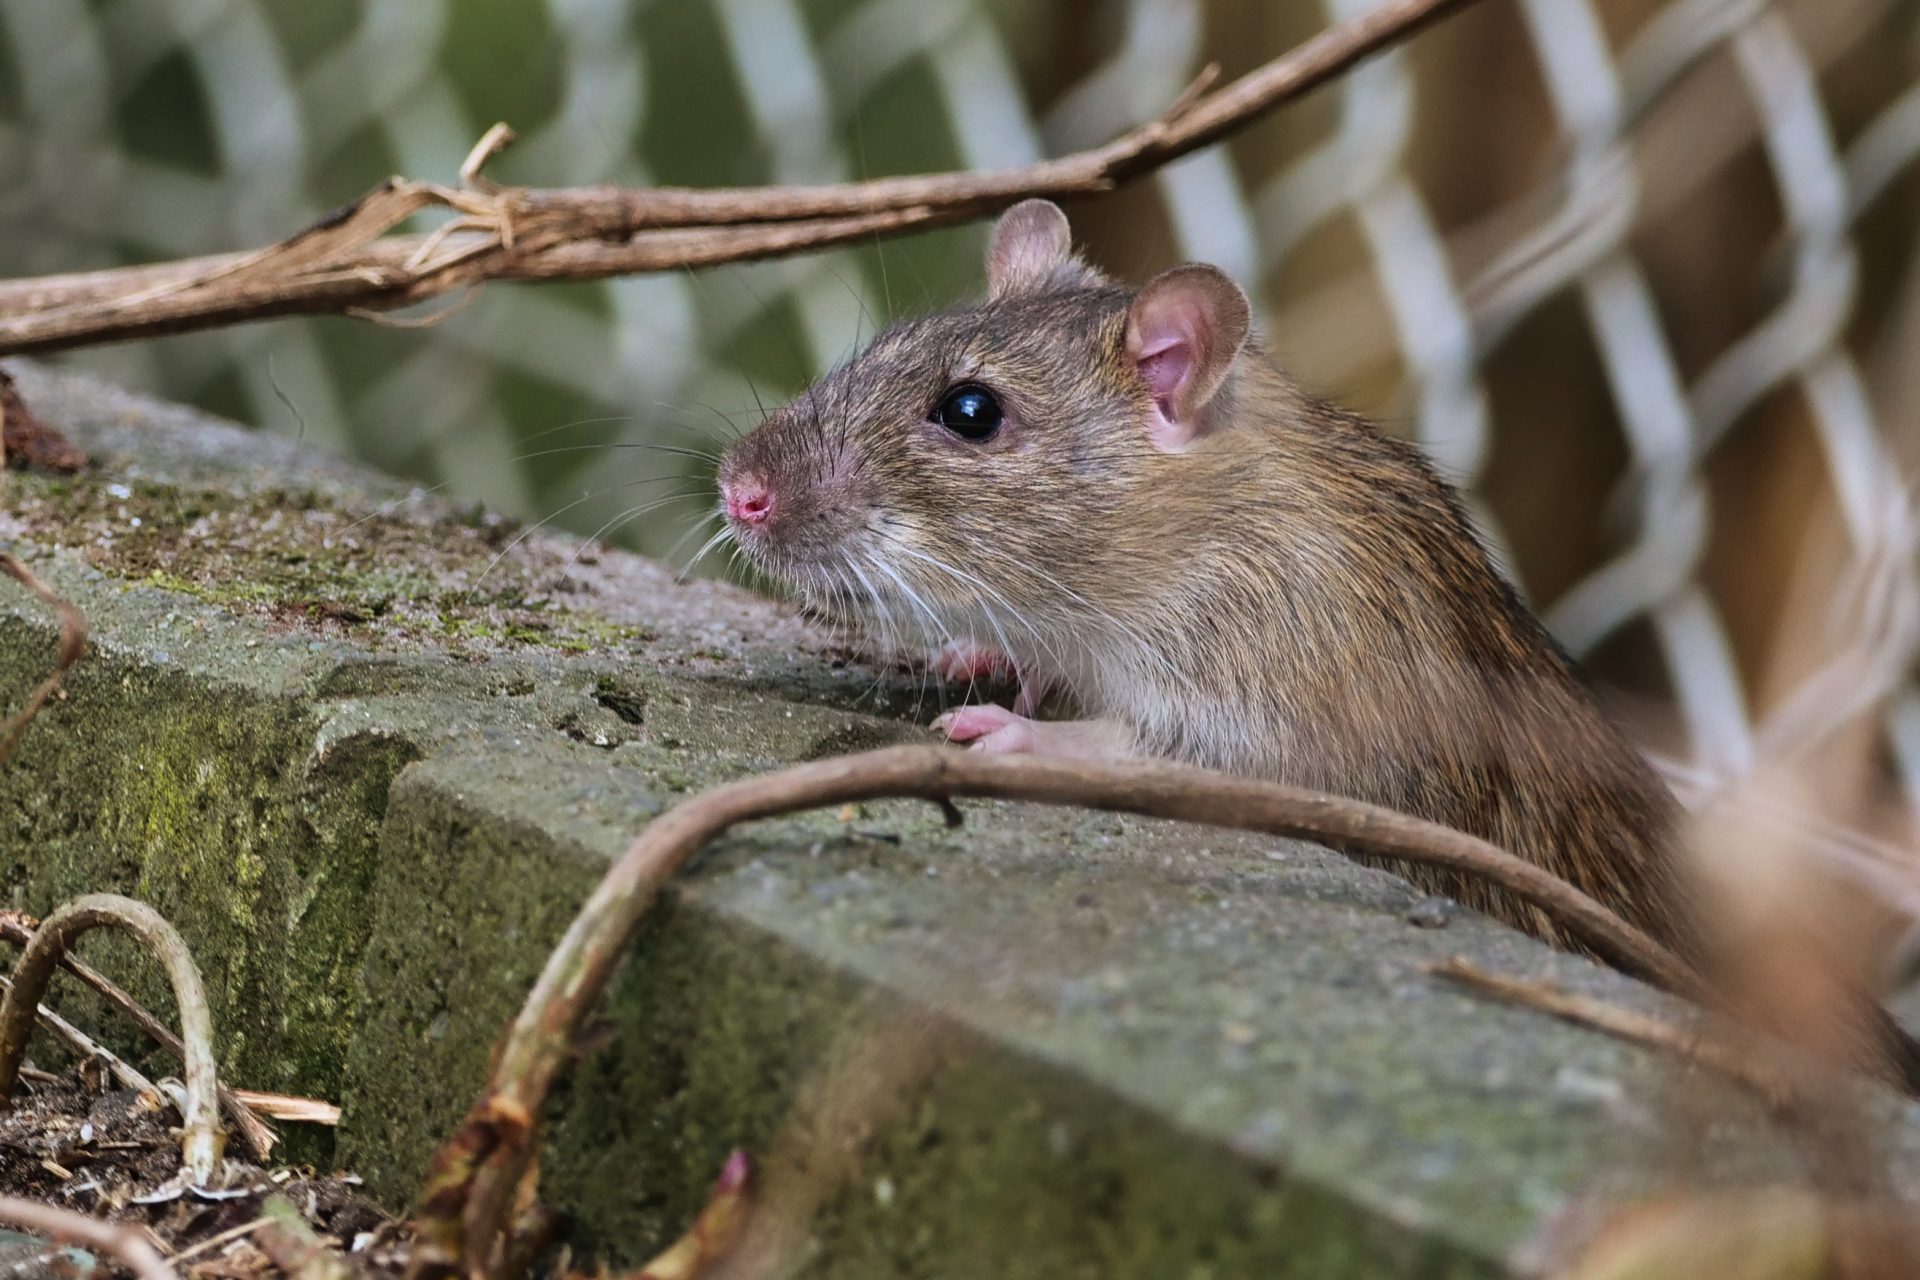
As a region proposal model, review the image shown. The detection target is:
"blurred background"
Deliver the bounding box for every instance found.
[3,0,1920,821]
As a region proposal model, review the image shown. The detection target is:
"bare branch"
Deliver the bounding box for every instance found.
[626,1150,753,1280]
[407,743,1693,1278]
[1429,957,1794,1103]
[0,0,1482,357]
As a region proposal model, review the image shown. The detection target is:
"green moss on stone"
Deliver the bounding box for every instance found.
[1,474,652,659]
[357,765,1507,1278]
[0,619,408,1162]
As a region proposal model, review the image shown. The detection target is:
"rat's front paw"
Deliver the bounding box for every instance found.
[928,640,1015,685]
[933,704,1039,754]
[935,709,1137,761]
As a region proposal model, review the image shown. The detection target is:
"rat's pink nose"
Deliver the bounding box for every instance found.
[723,478,775,526]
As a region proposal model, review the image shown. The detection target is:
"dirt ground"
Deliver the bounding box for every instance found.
[0,1058,403,1278]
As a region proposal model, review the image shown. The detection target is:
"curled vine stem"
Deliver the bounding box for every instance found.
[0,894,225,1185]
[0,552,87,766]
[408,744,1696,1277]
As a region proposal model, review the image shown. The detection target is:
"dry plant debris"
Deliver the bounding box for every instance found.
[4,0,1913,1269]
[0,1060,392,1280]
[0,369,86,474]
[0,913,275,1165]
[0,897,226,1188]
[0,1189,177,1280]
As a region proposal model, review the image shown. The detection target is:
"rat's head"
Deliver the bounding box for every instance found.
[717,199,1251,647]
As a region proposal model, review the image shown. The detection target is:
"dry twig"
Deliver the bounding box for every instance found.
[164,1217,270,1267]
[407,744,1694,1278]
[230,1089,341,1127]
[0,1194,177,1280]
[1429,957,1793,1103]
[0,0,1480,356]
[0,895,225,1185]
[0,552,86,766]
[0,910,276,1160]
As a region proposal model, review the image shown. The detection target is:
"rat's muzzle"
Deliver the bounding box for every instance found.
[717,408,879,615]
[721,475,776,528]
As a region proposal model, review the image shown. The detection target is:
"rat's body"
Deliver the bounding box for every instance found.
[719,200,1687,952]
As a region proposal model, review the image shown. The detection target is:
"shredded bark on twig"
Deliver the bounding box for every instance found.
[0,552,86,766]
[0,895,225,1185]
[407,744,1694,1278]
[0,1193,177,1280]
[0,369,86,472]
[230,1089,342,1127]
[0,0,1480,357]
[0,910,276,1160]
[1428,957,1795,1104]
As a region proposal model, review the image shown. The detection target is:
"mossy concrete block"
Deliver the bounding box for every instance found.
[1,363,1915,1276]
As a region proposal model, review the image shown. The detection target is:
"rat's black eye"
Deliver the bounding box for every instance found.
[932,384,1003,441]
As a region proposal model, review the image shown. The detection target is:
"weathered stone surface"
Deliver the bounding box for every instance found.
[1,362,1915,1276]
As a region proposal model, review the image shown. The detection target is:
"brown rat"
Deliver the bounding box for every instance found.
[716,198,1687,953]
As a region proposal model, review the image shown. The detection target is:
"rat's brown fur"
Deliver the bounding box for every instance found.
[720,217,1688,953]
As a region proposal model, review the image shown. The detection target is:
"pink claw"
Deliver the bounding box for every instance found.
[933,705,1040,754]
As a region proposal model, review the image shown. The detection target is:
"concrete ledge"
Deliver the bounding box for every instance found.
[3,362,1914,1275]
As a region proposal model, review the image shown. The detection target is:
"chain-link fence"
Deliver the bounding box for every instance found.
[4,0,1920,826]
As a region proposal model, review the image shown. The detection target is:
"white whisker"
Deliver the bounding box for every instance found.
[677,522,736,582]
[987,546,1197,698]
[868,554,959,716]
[478,488,610,584]
[888,542,1070,692]
[661,511,722,577]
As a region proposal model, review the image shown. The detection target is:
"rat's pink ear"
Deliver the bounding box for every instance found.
[986,200,1074,298]
[1124,264,1251,450]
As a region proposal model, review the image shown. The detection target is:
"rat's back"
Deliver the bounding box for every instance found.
[1118,363,1689,949]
